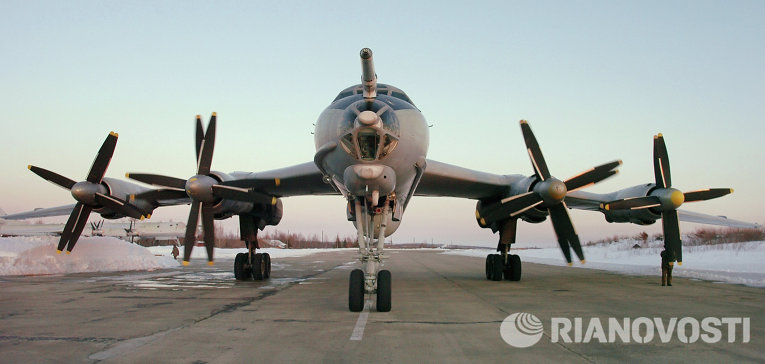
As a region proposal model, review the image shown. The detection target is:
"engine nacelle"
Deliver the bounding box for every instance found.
[249,198,284,228]
[208,171,256,219]
[475,175,548,231]
[601,183,661,225]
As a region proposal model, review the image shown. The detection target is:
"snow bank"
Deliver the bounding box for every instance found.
[0,236,179,276]
[442,240,765,287]
[0,237,336,276]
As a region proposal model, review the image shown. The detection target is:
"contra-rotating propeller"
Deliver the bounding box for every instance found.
[601,134,732,264]
[28,132,145,253]
[478,120,622,264]
[127,114,273,265]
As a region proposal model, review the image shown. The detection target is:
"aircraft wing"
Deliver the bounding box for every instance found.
[414,159,516,199]
[225,162,339,197]
[1,204,76,220]
[676,210,761,229]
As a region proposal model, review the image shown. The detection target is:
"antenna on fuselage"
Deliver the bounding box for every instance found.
[360,48,377,100]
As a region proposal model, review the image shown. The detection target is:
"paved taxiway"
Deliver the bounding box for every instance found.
[1,250,763,363]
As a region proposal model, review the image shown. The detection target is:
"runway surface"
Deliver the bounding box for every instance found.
[1,250,763,363]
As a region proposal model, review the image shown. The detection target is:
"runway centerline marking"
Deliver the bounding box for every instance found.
[350,300,371,341]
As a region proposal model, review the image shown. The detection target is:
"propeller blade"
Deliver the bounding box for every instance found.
[94,193,144,219]
[482,192,544,224]
[653,134,671,189]
[195,115,204,162]
[520,120,551,180]
[201,204,215,264]
[212,184,276,205]
[28,166,76,190]
[126,173,187,189]
[57,202,92,253]
[564,160,622,192]
[131,189,189,204]
[602,196,662,211]
[683,188,733,203]
[662,209,682,264]
[197,113,216,175]
[86,132,119,184]
[66,205,93,252]
[58,203,85,252]
[183,201,201,263]
[548,203,585,263]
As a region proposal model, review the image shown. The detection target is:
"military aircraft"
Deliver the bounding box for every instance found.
[9,48,758,312]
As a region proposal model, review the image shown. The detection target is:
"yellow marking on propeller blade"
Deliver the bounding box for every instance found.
[275,178,281,186]
[271,197,277,205]
[57,250,62,254]
[109,131,119,137]
[147,214,152,219]
[730,189,734,193]
[520,119,528,124]
[480,218,486,226]
[581,260,586,264]
[657,133,663,138]
[678,262,682,266]
[66,251,71,255]
[208,261,215,266]
[669,261,674,266]
[125,173,130,178]
[182,261,190,266]
[196,114,201,119]
[567,262,573,266]
[212,112,217,117]
[28,165,32,170]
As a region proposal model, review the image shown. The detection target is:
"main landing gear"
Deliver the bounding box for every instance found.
[486,219,522,282]
[234,239,271,281]
[348,197,393,312]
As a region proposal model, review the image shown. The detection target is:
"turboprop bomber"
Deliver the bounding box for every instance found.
[10,48,758,312]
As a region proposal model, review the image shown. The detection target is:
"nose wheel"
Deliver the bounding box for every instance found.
[348,197,393,312]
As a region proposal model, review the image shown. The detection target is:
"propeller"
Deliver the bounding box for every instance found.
[28,132,145,254]
[601,134,733,265]
[127,114,220,265]
[478,120,622,264]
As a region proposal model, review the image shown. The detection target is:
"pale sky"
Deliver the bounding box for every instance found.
[1,1,763,248]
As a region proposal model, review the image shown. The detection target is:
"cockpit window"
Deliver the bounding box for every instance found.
[339,133,356,156]
[357,128,380,161]
[380,134,398,159]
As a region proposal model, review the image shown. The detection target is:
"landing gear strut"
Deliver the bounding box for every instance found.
[348,197,392,312]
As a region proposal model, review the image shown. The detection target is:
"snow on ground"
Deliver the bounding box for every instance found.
[0,236,333,276]
[442,240,765,288]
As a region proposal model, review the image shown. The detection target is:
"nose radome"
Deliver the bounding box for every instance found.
[358,111,379,126]
[353,165,384,179]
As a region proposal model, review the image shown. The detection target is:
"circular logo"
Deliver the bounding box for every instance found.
[500,312,544,348]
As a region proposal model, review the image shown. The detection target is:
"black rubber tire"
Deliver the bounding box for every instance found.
[234,253,247,281]
[491,254,504,281]
[252,253,264,281]
[376,270,392,312]
[485,255,492,280]
[509,254,522,281]
[349,269,365,312]
[263,253,271,279]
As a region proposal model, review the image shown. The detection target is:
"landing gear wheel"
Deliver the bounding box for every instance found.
[491,254,504,281]
[509,254,522,281]
[262,253,271,279]
[376,270,391,312]
[234,253,247,281]
[485,255,492,280]
[349,269,365,312]
[251,253,265,281]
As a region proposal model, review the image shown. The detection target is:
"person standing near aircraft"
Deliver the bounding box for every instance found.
[172,244,179,260]
[661,249,673,286]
